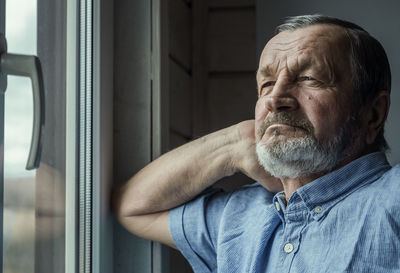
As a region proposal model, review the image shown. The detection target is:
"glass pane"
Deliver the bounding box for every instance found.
[3,0,67,272]
[3,76,35,273]
[4,1,37,272]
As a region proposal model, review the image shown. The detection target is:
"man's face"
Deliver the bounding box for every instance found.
[255,24,362,178]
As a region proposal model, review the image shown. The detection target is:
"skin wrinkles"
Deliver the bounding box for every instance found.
[257,28,351,96]
[257,27,352,98]
[257,50,338,95]
[255,25,356,191]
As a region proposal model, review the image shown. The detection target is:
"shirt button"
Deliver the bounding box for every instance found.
[284,243,294,253]
[275,201,281,211]
[314,206,323,213]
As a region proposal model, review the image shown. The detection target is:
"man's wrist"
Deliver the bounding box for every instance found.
[231,121,257,174]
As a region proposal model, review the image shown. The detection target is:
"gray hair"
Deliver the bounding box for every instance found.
[276,14,391,151]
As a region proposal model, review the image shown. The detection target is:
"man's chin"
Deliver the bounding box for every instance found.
[255,137,340,179]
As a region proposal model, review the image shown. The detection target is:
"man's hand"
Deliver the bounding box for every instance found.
[235,120,283,193]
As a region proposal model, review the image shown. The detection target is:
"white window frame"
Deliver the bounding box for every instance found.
[66,0,169,272]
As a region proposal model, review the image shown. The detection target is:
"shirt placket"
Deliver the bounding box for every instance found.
[280,202,308,273]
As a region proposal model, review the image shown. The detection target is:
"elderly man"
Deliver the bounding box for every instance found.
[113,15,400,272]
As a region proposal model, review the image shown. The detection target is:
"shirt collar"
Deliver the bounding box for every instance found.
[273,152,391,221]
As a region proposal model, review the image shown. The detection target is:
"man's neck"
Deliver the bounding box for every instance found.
[281,173,325,202]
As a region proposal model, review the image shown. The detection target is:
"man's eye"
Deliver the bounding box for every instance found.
[263,81,274,87]
[259,82,275,96]
[299,76,316,81]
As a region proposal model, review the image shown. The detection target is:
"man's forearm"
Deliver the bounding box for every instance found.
[114,123,241,217]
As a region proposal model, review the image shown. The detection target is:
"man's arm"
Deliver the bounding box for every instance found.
[112,120,282,248]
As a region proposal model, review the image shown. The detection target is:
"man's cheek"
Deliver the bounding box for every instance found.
[255,100,268,141]
[255,99,268,122]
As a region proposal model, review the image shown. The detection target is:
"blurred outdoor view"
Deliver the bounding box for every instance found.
[3,0,37,272]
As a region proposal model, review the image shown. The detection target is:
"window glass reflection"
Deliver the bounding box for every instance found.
[4,1,37,272]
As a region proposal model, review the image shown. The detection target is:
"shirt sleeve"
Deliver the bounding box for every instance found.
[169,188,231,273]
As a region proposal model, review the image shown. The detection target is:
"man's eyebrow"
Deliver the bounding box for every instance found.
[292,59,314,74]
[256,65,276,78]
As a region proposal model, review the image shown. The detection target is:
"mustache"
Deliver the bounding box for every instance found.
[258,112,314,137]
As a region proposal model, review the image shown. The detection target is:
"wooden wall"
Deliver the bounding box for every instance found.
[168,0,257,272]
[169,0,256,188]
[169,0,193,149]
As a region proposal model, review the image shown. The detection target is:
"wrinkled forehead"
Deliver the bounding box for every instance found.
[258,24,351,77]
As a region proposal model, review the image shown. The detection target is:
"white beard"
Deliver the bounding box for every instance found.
[256,127,351,179]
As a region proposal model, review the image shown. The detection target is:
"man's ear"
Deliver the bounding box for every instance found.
[365,90,390,145]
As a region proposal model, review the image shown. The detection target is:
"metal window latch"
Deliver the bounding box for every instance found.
[0,33,45,170]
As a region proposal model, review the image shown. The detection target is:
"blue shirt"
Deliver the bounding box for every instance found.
[169,152,400,272]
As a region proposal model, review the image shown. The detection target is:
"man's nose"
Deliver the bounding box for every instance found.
[265,80,298,112]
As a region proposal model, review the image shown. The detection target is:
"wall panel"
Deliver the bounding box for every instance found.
[207,74,256,130]
[169,0,192,70]
[170,60,192,137]
[209,0,255,8]
[207,8,256,72]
